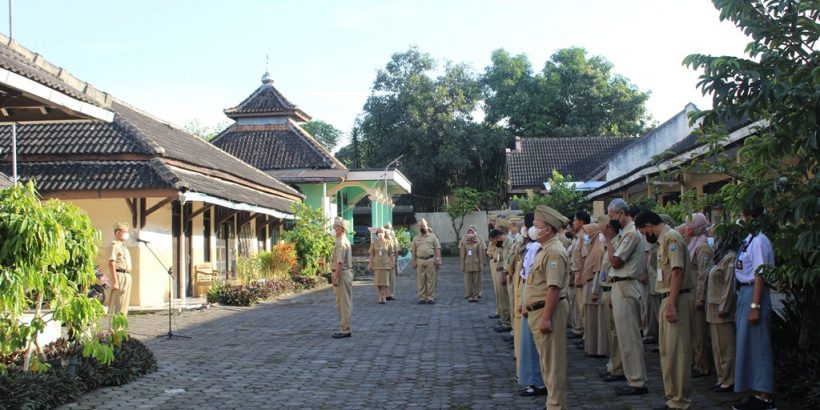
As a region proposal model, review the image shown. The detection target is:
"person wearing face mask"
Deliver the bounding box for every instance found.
[706,225,740,394]
[459,226,486,303]
[487,215,506,321]
[581,217,606,358]
[644,214,675,348]
[108,222,133,319]
[514,215,548,397]
[504,218,524,333]
[604,199,648,396]
[635,209,695,409]
[411,219,442,304]
[369,227,394,304]
[489,228,512,332]
[523,205,570,409]
[593,214,622,382]
[685,212,715,379]
[383,223,400,301]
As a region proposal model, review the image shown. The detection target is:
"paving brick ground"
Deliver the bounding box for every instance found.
[60,257,793,409]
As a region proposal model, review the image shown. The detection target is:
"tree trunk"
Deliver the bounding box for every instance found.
[799,287,819,351]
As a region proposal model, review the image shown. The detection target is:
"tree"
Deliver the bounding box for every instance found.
[511,170,587,218]
[683,0,819,352]
[483,47,653,137]
[184,119,229,142]
[300,120,343,151]
[0,182,127,373]
[282,203,335,277]
[444,188,489,240]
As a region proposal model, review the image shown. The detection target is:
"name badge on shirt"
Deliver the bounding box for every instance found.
[378,250,384,257]
[657,254,663,282]
[468,249,473,256]
[600,270,607,282]
[735,259,743,270]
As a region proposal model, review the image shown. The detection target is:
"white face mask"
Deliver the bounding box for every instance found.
[583,234,590,244]
[528,226,540,241]
[121,232,130,241]
[520,226,527,236]
[598,233,605,243]
[707,237,715,248]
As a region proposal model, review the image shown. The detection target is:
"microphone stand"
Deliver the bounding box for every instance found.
[138,239,191,340]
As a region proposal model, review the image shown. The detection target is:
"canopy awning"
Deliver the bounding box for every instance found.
[179,191,293,220]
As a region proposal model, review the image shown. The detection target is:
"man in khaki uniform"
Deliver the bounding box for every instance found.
[636,210,695,409]
[686,213,715,378]
[384,223,400,301]
[331,217,354,338]
[411,219,441,304]
[604,199,648,396]
[595,214,623,381]
[504,218,523,330]
[569,211,590,339]
[108,222,133,319]
[524,205,570,409]
[487,217,503,319]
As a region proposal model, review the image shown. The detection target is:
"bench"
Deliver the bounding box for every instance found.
[194,263,217,296]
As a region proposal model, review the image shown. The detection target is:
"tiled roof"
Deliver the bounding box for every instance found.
[0,120,152,156]
[224,81,310,121]
[507,137,635,189]
[0,35,109,107]
[212,120,346,171]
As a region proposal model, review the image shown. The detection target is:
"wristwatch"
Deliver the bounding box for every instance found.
[750,302,761,309]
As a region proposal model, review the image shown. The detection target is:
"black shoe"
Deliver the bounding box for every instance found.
[427,300,436,305]
[518,386,548,397]
[602,374,626,382]
[575,344,584,350]
[642,336,657,344]
[468,299,478,303]
[332,332,351,339]
[615,385,648,396]
[494,325,512,332]
[386,296,396,301]
[732,396,777,410]
[567,332,583,339]
[418,300,426,305]
[378,301,386,304]
[502,334,514,342]
[598,371,611,378]
[712,384,734,393]
[488,314,500,319]
[691,368,710,378]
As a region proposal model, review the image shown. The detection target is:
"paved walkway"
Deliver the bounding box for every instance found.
[61,257,782,409]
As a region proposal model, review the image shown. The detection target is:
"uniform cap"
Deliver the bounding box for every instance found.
[418,218,429,229]
[595,214,609,227]
[113,222,129,232]
[333,217,349,230]
[534,205,569,231]
[659,214,674,225]
[383,223,393,230]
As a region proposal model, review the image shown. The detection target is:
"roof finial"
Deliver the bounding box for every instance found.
[261,54,273,85]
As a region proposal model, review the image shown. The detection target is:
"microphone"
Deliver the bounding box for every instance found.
[136,238,150,244]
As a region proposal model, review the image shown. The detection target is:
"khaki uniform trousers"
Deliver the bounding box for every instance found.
[574,283,585,334]
[388,266,397,298]
[464,270,481,299]
[692,308,713,373]
[584,281,606,356]
[648,293,662,340]
[416,258,438,302]
[528,300,569,410]
[108,272,132,317]
[612,280,647,388]
[567,273,577,332]
[602,288,623,375]
[709,322,736,387]
[334,270,353,333]
[659,293,694,409]
[498,281,511,327]
[489,259,500,315]
[507,277,515,327]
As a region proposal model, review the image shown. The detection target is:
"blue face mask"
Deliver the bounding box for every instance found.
[583,234,591,245]
[707,237,715,248]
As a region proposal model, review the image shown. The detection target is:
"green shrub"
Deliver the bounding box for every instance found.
[772,294,820,408]
[290,274,328,290]
[0,366,83,410]
[76,337,157,391]
[282,203,334,277]
[206,282,223,304]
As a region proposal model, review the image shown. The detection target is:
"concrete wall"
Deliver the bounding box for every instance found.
[414,211,489,245]
[606,103,698,181]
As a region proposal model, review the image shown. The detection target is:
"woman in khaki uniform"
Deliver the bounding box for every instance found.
[706,227,740,393]
[369,227,394,304]
[459,226,485,302]
[686,213,714,378]
[582,221,606,357]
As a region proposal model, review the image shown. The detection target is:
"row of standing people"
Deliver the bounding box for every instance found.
[467,201,775,410]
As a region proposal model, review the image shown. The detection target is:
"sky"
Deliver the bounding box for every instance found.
[3,0,751,150]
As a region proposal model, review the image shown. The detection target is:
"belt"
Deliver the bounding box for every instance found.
[660,288,691,300]
[416,255,435,260]
[601,285,611,292]
[611,277,636,283]
[526,296,567,312]
[116,269,131,274]
[736,280,755,287]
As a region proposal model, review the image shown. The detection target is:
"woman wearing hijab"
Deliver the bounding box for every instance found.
[686,213,715,378]
[368,227,394,304]
[582,219,607,358]
[706,225,740,393]
[459,226,485,303]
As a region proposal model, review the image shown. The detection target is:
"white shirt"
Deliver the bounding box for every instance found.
[735,232,775,282]
[520,242,541,279]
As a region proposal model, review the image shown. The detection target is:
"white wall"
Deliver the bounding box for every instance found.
[414,211,489,244]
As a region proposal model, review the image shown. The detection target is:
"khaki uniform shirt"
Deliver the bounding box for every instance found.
[109,240,132,272]
[582,235,604,283]
[692,242,715,303]
[332,236,353,271]
[706,252,737,323]
[523,236,570,307]
[647,242,659,295]
[558,232,571,249]
[611,221,644,279]
[411,233,441,258]
[460,240,485,272]
[655,227,695,294]
[369,238,394,270]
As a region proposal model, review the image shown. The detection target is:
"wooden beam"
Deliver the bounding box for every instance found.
[185,203,214,222]
[144,196,176,218]
[124,198,137,227]
[41,188,177,200]
[237,212,257,228]
[139,198,147,229]
[216,209,238,226]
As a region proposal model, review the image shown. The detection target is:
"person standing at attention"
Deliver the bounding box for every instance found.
[331,217,354,339]
[411,219,441,304]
